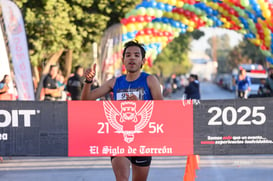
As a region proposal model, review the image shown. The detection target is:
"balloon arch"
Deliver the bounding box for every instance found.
[120,0,273,68]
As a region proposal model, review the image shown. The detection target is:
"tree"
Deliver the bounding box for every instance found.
[227,39,267,70]
[205,34,233,73]
[151,31,203,77]
[14,0,140,81]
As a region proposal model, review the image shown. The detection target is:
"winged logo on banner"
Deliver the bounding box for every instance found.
[103,101,154,143]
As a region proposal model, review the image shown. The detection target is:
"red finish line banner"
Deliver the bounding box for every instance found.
[68,100,193,157]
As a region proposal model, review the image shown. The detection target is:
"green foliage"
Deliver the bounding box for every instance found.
[13,0,140,70]
[239,39,267,65]
[227,39,267,70]
[206,34,233,73]
[152,32,193,77]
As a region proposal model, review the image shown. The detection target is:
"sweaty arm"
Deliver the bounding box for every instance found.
[81,78,115,100]
[147,75,164,100]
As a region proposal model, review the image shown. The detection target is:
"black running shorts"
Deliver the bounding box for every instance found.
[111,156,152,167]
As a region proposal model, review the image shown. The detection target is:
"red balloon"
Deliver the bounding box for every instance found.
[121,18,127,25]
[184,10,191,17]
[164,31,169,36]
[260,45,267,50]
[136,15,145,22]
[138,30,145,35]
[129,16,136,23]
[158,31,163,36]
[144,28,152,35]
[144,15,152,22]
[177,8,184,14]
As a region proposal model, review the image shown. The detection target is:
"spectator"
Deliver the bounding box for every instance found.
[67,65,84,100]
[184,74,200,99]
[43,65,65,101]
[56,71,67,101]
[0,74,10,94]
[265,67,273,96]
[258,78,271,97]
[236,69,251,99]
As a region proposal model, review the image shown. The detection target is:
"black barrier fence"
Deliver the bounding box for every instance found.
[0,101,68,156]
[194,98,273,155]
[0,98,273,156]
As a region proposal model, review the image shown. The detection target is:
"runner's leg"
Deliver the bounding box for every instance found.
[111,157,131,181]
[132,164,150,181]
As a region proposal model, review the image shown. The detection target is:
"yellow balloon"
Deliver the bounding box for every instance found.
[155,36,161,43]
[264,28,270,36]
[174,31,180,37]
[188,21,195,28]
[162,36,168,42]
[181,17,189,25]
[176,1,184,8]
[144,35,151,43]
[224,22,231,29]
[265,38,271,47]
[263,10,271,19]
[239,29,247,34]
[220,17,227,23]
[165,12,172,18]
[122,25,127,33]
[162,42,167,48]
[218,7,224,13]
[173,13,180,21]
[159,0,168,3]
[255,39,261,45]
[169,0,177,6]
[126,24,136,32]
[187,26,194,32]
[136,36,145,43]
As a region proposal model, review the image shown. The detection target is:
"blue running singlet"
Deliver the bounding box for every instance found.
[112,72,153,100]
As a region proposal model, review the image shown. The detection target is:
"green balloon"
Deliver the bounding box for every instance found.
[147,22,153,29]
[155,9,163,18]
[237,9,244,17]
[137,7,146,16]
[195,9,202,16]
[188,5,194,12]
[183,3,189,10]
[154,22,162,30]
[240,0,249,8]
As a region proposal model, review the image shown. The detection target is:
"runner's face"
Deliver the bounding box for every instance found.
[123,46,144,73]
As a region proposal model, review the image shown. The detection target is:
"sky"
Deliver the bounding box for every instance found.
[190,27,243,53]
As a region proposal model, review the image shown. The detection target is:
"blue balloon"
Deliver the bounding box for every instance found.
[156,2,165,10]
[122,34,128,41]
[162,17,170,24]
[127,32,134,39]
[180,23,187,29]
[212,10,219,16]
[266,57,273,64]
[165,4,173,12]
[205,8,213,16]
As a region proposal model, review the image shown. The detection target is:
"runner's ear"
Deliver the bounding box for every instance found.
[142,58,146,65]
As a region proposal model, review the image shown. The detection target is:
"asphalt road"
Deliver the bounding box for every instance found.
[1,155,273,181]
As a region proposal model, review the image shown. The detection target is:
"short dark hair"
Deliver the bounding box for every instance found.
[50,64,58,70]
[190,74,198,80]
[122,40,146,59]
[74,65,83,73]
